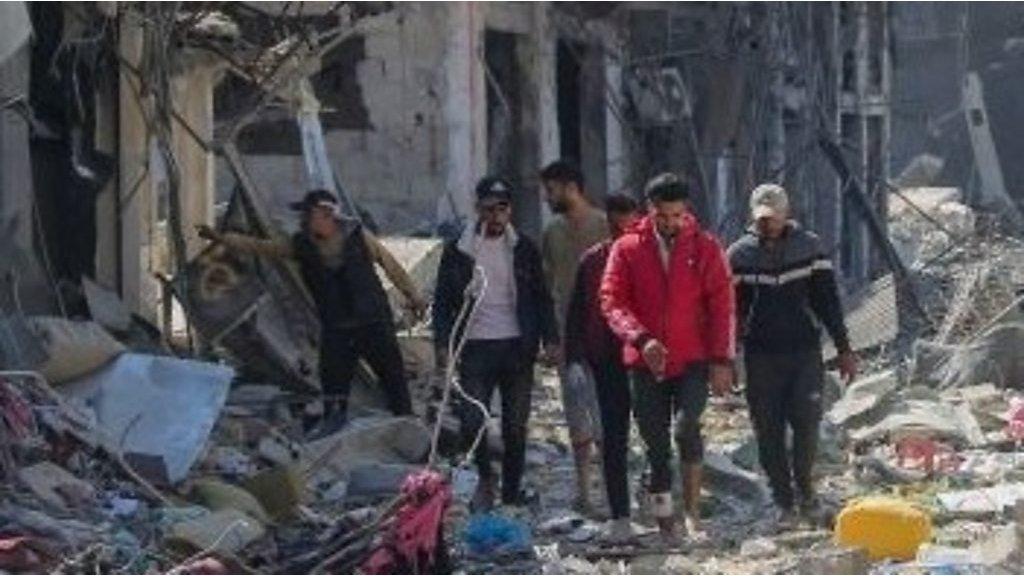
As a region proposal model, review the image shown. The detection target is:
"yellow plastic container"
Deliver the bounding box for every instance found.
[834,496,932,561]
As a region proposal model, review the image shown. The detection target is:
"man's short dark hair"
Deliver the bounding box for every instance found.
[644,173,690,203]
[289,189,339,212]
[540,160,585,189]
[605,193,639,215]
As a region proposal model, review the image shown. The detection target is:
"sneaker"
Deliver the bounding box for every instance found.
[773,506,800,532]
[603,518,637,544]
[798,495,824,527]
[306,412,348,441]
[683,514,709,544]
[501,488,536,508]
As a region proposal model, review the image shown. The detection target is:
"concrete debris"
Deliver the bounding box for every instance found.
[27,317,125,384]
[913,323,1024,390]
[82,278,134,334]
[792,545,870,575]
[739,536,778,558]
[827,369,900,428]
[937,484,1024,515]
[846,396,985,447]
[703,450,772,506]
[242,466,304,523]
[17,462,96,511]
[166,509,265,556]
[301,416,430,488]
[890,187,976,270]
[190,479,270,525]
[62,352,234,485]
[3,9,1024,573]
[893,155,946,188]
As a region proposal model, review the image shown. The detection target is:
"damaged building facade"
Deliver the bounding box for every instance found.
[9,2,1024,575]
[1,1,899,332]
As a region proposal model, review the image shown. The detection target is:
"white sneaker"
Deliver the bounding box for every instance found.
[604,518,636,543]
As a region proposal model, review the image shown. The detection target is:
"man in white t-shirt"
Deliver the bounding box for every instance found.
[433,176,560,511]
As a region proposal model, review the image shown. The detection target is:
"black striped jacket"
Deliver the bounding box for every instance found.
[726,223,850,354]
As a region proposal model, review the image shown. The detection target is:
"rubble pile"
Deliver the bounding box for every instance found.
[448,192,1024,574]
[0,288,450,574]
[889,187,1024,342]
[3,190,1024,576]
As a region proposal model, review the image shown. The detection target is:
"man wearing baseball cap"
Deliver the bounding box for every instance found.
[432,176,559,510]
[727,183,857,529]
[197,189,427,436]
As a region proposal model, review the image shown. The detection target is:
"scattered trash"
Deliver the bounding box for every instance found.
[27,317,125,384]
[793,545,871,575]
[0,536,53,572]
[242,466,304,523]
[361,470,452,573]
[166,509,266,556]
[462,513,532,557]
[190,479,270,525]
[740,536,779,558]
[937,483,1024,515]
[17,461,96,510]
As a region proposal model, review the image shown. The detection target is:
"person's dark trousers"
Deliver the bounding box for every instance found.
[631,363,709,495]
[319,322,413,417]
[590,358,631,519]
[457,339,535,504]
[744,349,824,510]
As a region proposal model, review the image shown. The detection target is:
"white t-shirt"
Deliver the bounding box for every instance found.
[466,235,522,340]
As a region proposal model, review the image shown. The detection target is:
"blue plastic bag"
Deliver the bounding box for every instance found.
[462,513,532,556]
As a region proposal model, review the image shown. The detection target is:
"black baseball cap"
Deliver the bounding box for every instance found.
[289,189,339,212]
[475,176,514,204]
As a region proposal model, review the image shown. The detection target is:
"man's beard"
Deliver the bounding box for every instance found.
[657,226,678,241]
[549,199,568,214]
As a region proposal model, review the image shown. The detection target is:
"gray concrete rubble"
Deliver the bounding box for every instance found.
[6,199,1024,576]
[8,2,1024,574]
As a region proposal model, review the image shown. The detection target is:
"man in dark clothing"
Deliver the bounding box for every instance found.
[727,183,857,527]
[565,194,640,539]
[432,176,559,511]
[197,190,427,434]
[601,174,736,541]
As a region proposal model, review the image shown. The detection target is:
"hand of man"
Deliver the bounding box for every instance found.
[709,363,734,397]
[641,339,668,378]
[195,224,219,242]
[838,350,858,384]
[542,343,563,367]
[406,297,429,322]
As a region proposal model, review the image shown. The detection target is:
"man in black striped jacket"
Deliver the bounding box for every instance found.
[727,183,857,528]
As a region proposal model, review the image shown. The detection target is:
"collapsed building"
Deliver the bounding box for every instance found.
[2,1,1024,574]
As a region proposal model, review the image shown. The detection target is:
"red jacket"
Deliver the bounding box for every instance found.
[600,214,735,378]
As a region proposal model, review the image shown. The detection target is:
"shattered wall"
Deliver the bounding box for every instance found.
[214,2,614,243]
[217,4,454,237]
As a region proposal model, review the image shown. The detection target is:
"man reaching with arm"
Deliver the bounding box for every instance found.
[197,189,426,436]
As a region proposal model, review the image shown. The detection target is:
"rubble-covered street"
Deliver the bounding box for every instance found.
[5,1,1024,575]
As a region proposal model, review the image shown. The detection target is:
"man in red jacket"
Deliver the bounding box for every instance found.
[600,173,736,541]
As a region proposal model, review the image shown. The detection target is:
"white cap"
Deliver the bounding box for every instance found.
[750,183,789,220]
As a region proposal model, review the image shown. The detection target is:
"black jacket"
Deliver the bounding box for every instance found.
[292,221,391,330]
[727,223,850,354]
[432,226,558,359]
